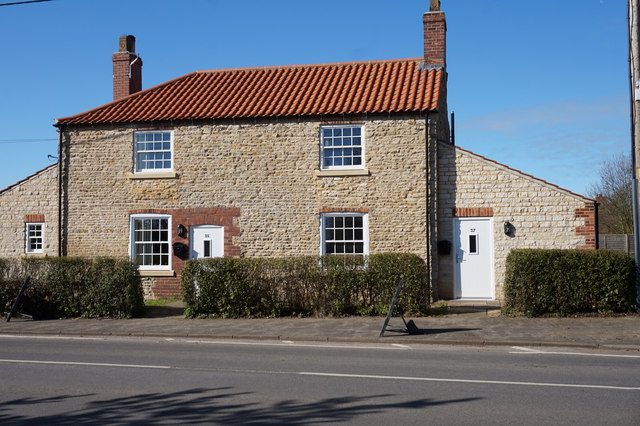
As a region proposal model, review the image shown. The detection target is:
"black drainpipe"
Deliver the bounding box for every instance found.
[450,111,455,145]
[425,111,432,304]
[57,125,63,257]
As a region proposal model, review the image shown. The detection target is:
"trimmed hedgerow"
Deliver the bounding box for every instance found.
[504,249,636,317]
[181,253,429,318]
[0,257,144,319]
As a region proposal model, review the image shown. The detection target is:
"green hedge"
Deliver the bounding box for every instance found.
[181,253,429,318]
[504,249,636,316]
[0,257,144,319]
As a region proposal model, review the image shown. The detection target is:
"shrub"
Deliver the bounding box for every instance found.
[181,253,429,318]
[504,249,636,316]
[0,257,143,319]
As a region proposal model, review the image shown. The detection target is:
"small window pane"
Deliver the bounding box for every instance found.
[469,235,478,254]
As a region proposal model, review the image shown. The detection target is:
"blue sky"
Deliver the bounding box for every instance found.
[0,0,629,195]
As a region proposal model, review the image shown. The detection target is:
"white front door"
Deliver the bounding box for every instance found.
[453,217,494,299]
[190,225,224,259]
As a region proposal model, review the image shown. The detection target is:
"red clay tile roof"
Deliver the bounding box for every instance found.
[56,58,443,125]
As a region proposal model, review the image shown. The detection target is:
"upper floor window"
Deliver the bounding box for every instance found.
[129,214,171,270]
[25,223,44,254]
[320,125,364,170]
[134,130,173,173]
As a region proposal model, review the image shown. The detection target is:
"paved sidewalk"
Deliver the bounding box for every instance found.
[2,305,639,350]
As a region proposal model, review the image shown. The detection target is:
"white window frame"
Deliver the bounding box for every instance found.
[320,125,365,171]
[25,222,44,254]
[129,214,172,271]
[320,212,369,256]
[133,130,174,174]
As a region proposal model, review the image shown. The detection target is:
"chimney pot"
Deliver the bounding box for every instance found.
[118,35,136,53]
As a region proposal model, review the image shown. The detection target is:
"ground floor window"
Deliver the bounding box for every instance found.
[25,223,44,254]
[320,212,368,255]
[130,214,171,270]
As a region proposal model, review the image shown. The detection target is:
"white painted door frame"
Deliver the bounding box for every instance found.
[189,225,224,259]
[452,217,495,299]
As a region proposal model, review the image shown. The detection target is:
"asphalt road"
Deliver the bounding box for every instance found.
[0,335,638,425]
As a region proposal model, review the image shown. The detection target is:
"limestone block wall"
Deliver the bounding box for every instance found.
[61,114,436,297]
[0,165,59,258]
[437,142,596,301]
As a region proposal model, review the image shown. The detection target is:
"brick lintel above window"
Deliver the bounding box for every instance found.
[454,207,494,217]
[319,207,369,214]
[24,214,45,223]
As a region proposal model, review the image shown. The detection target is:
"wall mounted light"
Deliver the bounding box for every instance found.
[177,224,187,238]
[503,221,512,235]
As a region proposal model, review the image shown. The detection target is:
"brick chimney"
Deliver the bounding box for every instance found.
[112,35,142,101]
[423,0,446,68]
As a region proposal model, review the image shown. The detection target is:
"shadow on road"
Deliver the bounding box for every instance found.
[0,387,483,424]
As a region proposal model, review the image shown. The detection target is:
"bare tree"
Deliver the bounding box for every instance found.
[588,153,633,234]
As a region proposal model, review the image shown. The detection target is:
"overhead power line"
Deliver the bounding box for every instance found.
[0,138,57,144]
[0,0,52,6]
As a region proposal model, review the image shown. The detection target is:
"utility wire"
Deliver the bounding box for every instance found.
[0,139,57,144]
[0,0,52,6]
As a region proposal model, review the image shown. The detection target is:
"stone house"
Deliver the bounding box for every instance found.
[0,3,596,301]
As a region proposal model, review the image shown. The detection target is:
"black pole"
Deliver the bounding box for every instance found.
[6,277,30,322]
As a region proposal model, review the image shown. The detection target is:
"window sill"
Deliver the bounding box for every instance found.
[139,270,176,277]
[127,172,179,180]
[314,169,370,177]
[22,252,46,257]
